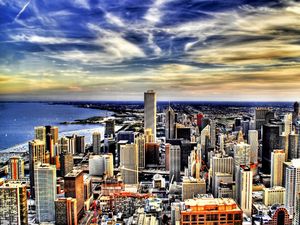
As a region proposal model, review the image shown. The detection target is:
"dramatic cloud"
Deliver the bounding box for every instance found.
[0,0,300,101]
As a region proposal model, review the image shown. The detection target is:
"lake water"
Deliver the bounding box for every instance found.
[0,102,113,150]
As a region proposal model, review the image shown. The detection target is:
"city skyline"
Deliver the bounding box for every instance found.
[0,0,300,101]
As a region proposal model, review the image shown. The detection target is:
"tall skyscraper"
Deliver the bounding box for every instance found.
[293,101,300,119]
[34,126,46,142]
[248,130,258,164]
[169,145,181,183]
[34,164,56,223]
[262,123,280,173]
[144,90,157,141]
[271,149,285,187]
[238,166,252,217]
[0,181,28,225]
[234,142,251,167]
[29,139,46,198]
[8,156,24,180]
[55,198,77,225]
[135,134,145,169]
[75,135,85,154]
[105,119,115,137]
[59,151,74,177]
[288,131,299,160]
[92,132,101,154]
[145,142,159,166]
[255,108,270,130]
[165,106,175,139]
[295,192,300,225]
[285,159,300,216]
[284,113,293,135]
[210,120,216,148]
[64,170,84,217]
[120,144,139,184]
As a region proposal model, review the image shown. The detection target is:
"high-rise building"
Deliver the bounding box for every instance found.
[213,173,233,197]
[59,151,74,177]
[8,156,24,180]
[262,123,280,173]
[234,142,251,167]
[120,144,139,184]
[263,186,286,206]
[211,156,233,196]
[165,143,170,171]
[284,113,293,135]
[196,113,204,129]
[145,142,159,166]
[29,139,46,198]
[238,167,252,217]
[288,131,299,160]
[271,149,285,187]
[180,198,243,225]
[285,159,300,216]
[293,101,300,120]
[169,145,181,183]
[294,192,300,225]
[117,131,136,143]
[0,181,28,225]
[64,170,84,217]
[34,126,46,142]
[279,132,289,161]
[165,106,175,139]
[248,130,258,164]
[105,119,115,138]
[144,90,157,141]
[34,164,56,223]
[55,198,77,225]
[58,136,69,154]
[144,128,154,143]
[92,132,101,154]
[135,134,145,169]
[210,120,216,148]
[182,177,206,200]
[255,108,271,130]
[89,154,114,177]
[75,135,85,154]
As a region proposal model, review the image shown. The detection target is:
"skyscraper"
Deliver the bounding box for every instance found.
[105,119,115,137]
[89,154,113,177]
[59,151,74,177]
[29,139,46,198]
[135,134,145,169]
[55,198,77,225]
[248,130,258,164]
[234,142,251,167]
[262,124,280,173]
[120,144,139,184]
[64,170,84,217]
[255,108,270,130]
[169,145,181,183]
[238,166,252,217]
[34,126,46,142]
[271,149,285,187]
[0,181,28,225]
[285,159,300,216]
[8,156,24,180]
[165,106,175,139]
[288,131,299,160]
[34,164,56,223]
[144,90,157,141]
[92,132,101,154]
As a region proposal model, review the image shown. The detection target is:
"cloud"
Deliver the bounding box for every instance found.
[74,0,90,9]
[10,34,85,44]
[144,0,171,24]
[14,0,31,21]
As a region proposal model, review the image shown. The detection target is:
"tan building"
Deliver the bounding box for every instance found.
[263,186,285,206]
[271,149,285,187]
[8,156,24,180]
[182,177,206,200]
[120,144,139,184]
[181,198,242,225]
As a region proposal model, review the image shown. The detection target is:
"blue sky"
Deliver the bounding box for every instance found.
[0,0,300,101]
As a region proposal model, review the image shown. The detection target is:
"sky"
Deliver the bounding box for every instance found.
[0,0,300,101]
